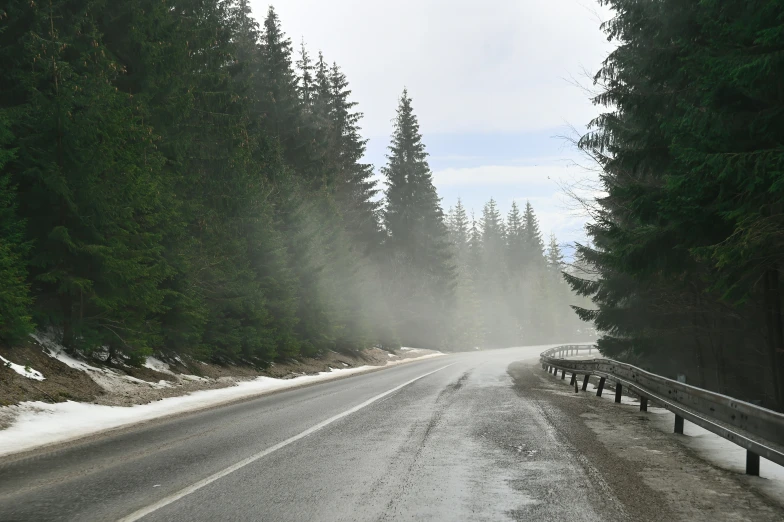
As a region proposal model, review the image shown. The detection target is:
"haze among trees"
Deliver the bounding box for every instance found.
[567,0,784,410]
[0,1,586,366]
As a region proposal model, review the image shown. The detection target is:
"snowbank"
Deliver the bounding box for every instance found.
[0,352,444,457]
[0,355,44,381]
[29,332,210,395]
[580,374,784,502]
[31,332,103,373]
[143,356,175,375]
[647,406,784,502]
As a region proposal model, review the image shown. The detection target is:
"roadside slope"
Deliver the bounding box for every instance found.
[0,335,443,457]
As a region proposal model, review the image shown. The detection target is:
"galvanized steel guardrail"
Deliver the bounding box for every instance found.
[540,344,784,475]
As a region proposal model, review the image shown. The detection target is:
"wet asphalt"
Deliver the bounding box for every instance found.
[0,345,776,521]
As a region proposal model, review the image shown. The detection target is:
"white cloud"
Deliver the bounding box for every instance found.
[434,163,579,188]
[259,0,614,137]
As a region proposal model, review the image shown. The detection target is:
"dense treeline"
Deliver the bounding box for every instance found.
[569,0,784,410]
[0,0,584,364]
[446,199,589,349]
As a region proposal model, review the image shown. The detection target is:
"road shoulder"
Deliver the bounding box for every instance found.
[0,351,445,459]
[508,359,784,521]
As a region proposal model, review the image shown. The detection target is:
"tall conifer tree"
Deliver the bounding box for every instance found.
[382,89,454,348]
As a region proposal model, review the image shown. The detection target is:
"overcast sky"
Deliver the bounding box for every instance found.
[252,0,615,249]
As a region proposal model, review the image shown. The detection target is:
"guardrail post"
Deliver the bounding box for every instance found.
[746,451,760,476]
[596,377,606,397]
[640,397,648,412]
[615,383,623,403]
[561,369,566,380]
[569,373,576,386]
[581,375,590,391]
[674,414,684,434]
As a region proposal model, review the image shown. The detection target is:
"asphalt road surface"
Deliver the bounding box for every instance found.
[0,345,781,521]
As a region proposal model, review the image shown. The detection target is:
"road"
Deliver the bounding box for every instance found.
[0,345,781,521]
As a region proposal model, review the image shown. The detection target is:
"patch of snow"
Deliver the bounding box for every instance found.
[583,380,640,406]
[645,406,784,501]
[31,332,104,373]
[0,355,44,381]
[180,374,209,382]
[573,371,784,503]
[387,353,396,358]
[0,351,447,456]
[30,332,187,394]
[399,347,424,352]
[144,356,175,375]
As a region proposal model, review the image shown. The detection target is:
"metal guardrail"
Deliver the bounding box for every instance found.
[540,344,784,476]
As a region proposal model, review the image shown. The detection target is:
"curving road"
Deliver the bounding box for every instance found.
[0,345,781,521]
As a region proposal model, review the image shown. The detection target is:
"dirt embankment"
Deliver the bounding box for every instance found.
[0,337,437,409]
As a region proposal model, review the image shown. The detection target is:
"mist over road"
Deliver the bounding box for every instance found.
[0,346,779,521]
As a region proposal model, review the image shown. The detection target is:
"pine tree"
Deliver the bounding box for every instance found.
[478,199,517,346]
[445,199,480,349]
[327,62,383,251]
[571,0,784,407]
[546,234,564,273]
[506,201,525,270]
[296,40,315,110]
[0,0,177,360]
[0,111,33,342]
[382,89,455,348]
[447,199,470,261]
[258,6,322,185]
[522,201,546,267]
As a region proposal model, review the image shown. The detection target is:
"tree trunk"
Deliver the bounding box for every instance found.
[693,288,707,388]
[763,267,784,411]
[61,295,74,350]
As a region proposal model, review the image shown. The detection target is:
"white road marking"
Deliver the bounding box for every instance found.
[118,363,456,521]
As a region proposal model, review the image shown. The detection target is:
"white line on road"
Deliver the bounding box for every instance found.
[118,362,457,522]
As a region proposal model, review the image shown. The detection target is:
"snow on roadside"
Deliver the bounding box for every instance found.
[31,332,104,373]
[29,332,210,394]
[645,406,784,503]
[581,374,784,495]
[0,355,45,381]
[0,351,445,457]
[143,356,175,375]
[580,371,784,503]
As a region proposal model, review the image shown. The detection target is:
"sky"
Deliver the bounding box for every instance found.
[253,0,615,250]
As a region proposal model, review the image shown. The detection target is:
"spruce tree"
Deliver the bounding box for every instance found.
[522,201,546,267]
[382,89,455,348]
[546,234,564,273]
[570,0,784,407]
[0,0,176,359]
[0,112,33,342]
[327,62,383,251]
[478,199,517,346]
[445,200,481,349]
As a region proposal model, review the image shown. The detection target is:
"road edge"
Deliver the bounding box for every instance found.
[0,353,447,462]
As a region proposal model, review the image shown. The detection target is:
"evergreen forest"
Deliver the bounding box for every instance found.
[568,0,784,410]
[0,1,584,367]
